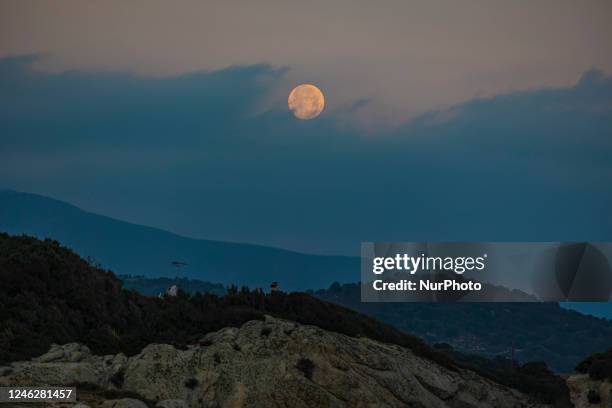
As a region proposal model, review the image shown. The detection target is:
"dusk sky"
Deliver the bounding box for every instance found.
[1,1,611,254]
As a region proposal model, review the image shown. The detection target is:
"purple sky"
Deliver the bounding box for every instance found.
[2,0,612,127]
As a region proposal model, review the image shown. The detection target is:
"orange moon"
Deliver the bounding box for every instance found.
[288,84,325,120]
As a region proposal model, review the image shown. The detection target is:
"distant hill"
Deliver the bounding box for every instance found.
[0,190,358,290]
[312,282,612,373]
[560,302,612,320]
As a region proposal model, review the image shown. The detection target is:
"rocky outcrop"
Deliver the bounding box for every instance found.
[1,316,548,407]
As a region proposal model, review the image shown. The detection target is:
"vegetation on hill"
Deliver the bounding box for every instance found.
[434,344,570,407]
[0,233,570,405]
[0,233,448,369]
[118,274,226,297]
[119,275,612,375]
[576,348,612,381]
[312,282,612,373]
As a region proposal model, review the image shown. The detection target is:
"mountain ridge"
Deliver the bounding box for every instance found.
[0,189,358,290]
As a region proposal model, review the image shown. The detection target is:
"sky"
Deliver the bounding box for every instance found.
[2,0,612,125]
[1,1,611,255]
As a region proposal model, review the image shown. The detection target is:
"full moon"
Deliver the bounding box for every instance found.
[288,84,325,120]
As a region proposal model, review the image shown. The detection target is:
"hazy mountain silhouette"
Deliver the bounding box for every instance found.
[0,190,358,290]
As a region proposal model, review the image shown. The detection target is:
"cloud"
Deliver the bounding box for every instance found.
[0,55,288,152]
[3,0,612,124]
[1,56,611,255]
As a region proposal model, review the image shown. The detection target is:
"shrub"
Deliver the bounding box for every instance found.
[109,369,124,387]
[184,378,198,389]
[296,357,315,380]
[433,343,454,352]
[577,348,612,381]
[587,389,601,404]
[511,362,570,406]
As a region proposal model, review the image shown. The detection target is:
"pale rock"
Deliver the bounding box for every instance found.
[157,399,189,408]
[102,398,148,408]
[0,317,551,407]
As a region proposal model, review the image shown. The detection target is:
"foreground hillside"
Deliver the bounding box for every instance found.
[2,317,550,408]
[0,233,441,366]
[313,282,612,373]
[120,275,612,373]
[0,233,573,406]
[0,190,358,290]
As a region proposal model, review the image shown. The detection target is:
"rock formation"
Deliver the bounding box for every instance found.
[1,316,550,407]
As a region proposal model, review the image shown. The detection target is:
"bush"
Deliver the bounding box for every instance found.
[587,389,601,404]
[512,362,570,406]
[433,343,454,352]
[296,357,315,380]
[184,378,198,389]
[109,369,124,387]
[577,348,612,381]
